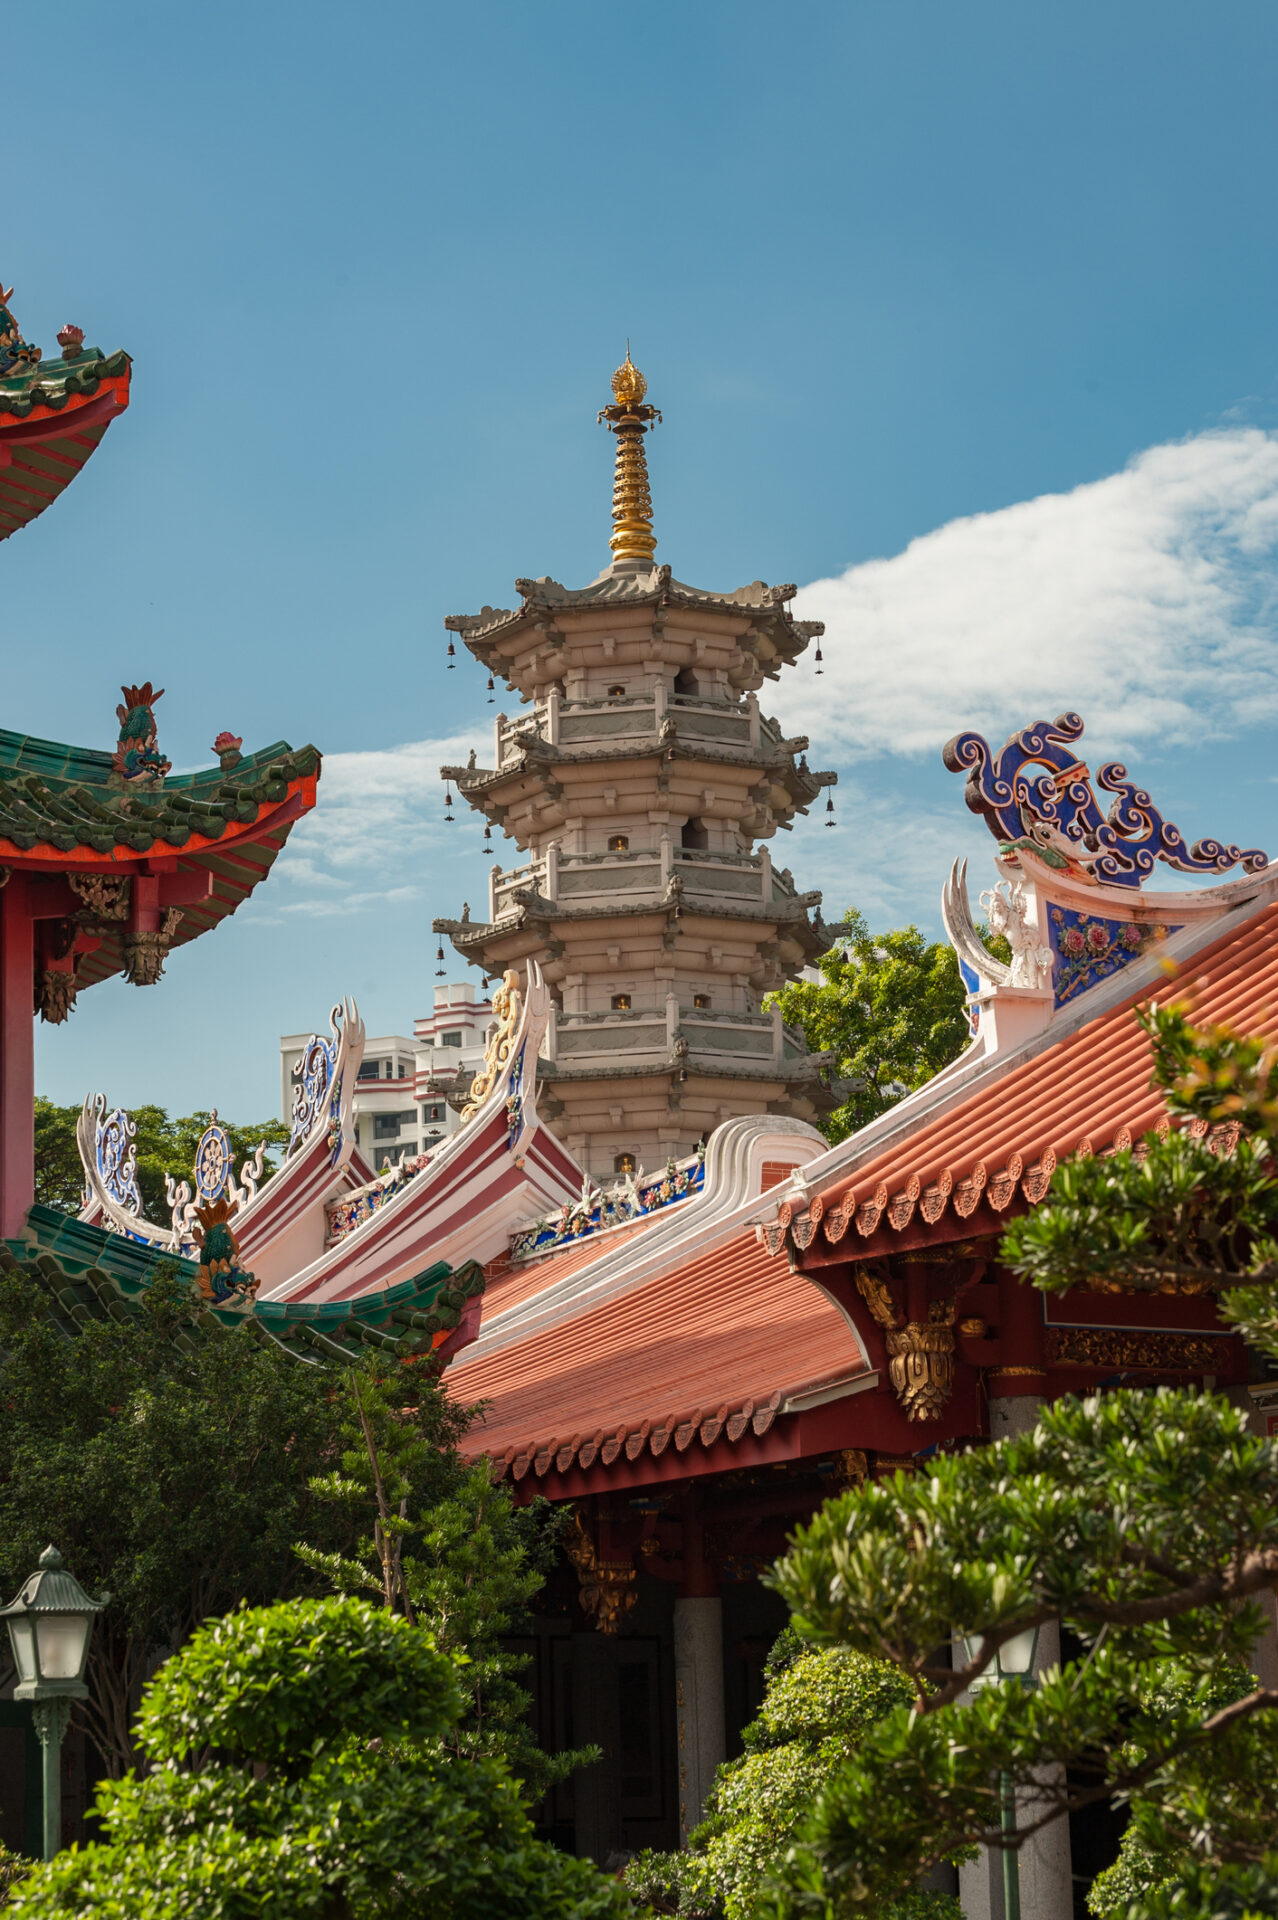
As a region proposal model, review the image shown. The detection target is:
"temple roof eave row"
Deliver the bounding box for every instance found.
[443,569,823,678]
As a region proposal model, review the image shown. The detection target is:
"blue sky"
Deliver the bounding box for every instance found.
[12,0,1278,1122]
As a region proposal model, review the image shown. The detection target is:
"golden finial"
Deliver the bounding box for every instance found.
[611,344,647,409]
[598,348,661,566]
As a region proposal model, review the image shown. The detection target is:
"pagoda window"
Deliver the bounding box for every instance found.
[614,1152,637,1175]
[674,666,699,696]
[681,817,709,850]
[607,684,626,698]
[608,834,630,853]
[611,993,632,1011]
[693,994,711,1010]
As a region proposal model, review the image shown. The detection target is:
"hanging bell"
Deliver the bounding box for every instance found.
[483,823,494,857]
[435,941,446,978]
[444,788,455,822]
[486,676,495,703]
[446,641,456,669]
[825,793,836,828]
[814,644,824,677]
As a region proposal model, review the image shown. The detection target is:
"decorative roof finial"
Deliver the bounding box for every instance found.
[599,348,661,566]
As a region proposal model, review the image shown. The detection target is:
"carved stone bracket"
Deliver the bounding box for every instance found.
[564,1508,638,1633]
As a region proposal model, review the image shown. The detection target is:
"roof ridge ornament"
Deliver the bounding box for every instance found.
[943,712,1268,890]
[598,348,661,567]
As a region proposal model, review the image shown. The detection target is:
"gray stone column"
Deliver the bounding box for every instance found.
[674,1595,726,1841]
[959,1393,1073,1920]
[570,1630,622,1866]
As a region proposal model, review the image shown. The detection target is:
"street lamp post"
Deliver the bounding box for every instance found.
[959,1624,1041,1920]
[1,1546,108,1861]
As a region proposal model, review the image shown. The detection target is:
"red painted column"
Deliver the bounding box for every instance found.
[0,875,35,1239]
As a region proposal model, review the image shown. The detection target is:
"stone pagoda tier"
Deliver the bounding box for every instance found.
[435,354,837,1178]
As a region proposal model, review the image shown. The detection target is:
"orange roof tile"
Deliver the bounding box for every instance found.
[449,1229,866,1481]
[778,894,1278,1260]
[479,1215,662,1318]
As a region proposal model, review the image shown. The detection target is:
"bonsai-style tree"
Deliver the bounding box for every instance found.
[624,1629,959,1920]
[754,1007,1278,1918]
[7,1596,630,1920]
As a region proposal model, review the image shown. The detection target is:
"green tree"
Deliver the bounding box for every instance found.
[298,1361,591,1800]
[767,910,972,1143]
[625,1630,960,1920]
[765,1389,1278,1916]
[747,1007,1278,1917]
[33,1099,86,1212]
[33,1098,290,1219]
[7,1596,630,1920]
[0,1267,353,1775]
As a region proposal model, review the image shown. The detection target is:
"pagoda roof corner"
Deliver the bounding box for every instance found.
[0,344,133,542]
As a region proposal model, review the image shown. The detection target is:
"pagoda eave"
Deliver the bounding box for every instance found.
[0,351,132,543]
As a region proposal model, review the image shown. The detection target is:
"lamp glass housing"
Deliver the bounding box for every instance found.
[35,1614,92,1683]
[956,1623,1041,1689]
[7,1616,37,1684]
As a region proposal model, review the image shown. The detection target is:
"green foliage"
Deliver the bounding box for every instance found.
[298,1361,589,1799]
[1089,1666,1278,1918]
[767,909,972,1143]
[32,1098,289,1219]
[1125,1854,1278,1918]
[624,1645,954,1920]
[0,1847,31,1909]
[0,1267,356,1774]
[7,1597,629,1920]
[1004,1004,1278,1364]
[32,1099,85,1213]
[758,1388,1278,1912]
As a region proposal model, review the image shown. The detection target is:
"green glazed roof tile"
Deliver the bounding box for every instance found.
[2,1207,484,1367]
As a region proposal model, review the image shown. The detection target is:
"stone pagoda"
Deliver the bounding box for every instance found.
[435,354,837,1178]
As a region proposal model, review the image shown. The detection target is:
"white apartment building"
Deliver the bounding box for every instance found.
[279,982,492,1172]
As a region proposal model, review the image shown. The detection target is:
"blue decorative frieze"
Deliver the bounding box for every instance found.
[1047,906,1182,1006]
[943,713,1267,890]
[510,1149,706,1263]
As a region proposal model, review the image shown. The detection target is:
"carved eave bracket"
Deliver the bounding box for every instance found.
[564,1507,638,1632]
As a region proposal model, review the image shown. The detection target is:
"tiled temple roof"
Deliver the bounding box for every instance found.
[444,565,822,672]
[770,887,1278,1264]
[3,1206,485,1366]
[0,733,320,988]
[0,345,132,541]
[452,1230,866,1486]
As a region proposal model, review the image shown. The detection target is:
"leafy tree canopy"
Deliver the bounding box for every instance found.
[0,1269,354,1774]
[625,1629,958,1920]
[749,1009,1278,1917]
[34,1097,289,1219]
[298,1360,592,1800]
[767,910,974,1143]
[765,1388,1278,1916]
[7,1597,629,1920]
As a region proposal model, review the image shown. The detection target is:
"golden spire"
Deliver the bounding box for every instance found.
[599,348,661,564]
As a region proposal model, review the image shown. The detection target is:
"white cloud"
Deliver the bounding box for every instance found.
[774,428,1278,761]
[277,729,486,892]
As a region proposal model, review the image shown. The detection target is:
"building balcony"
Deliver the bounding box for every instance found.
[539,1003,815,1074]
[488,845,808,922]
[495,691,790,766]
